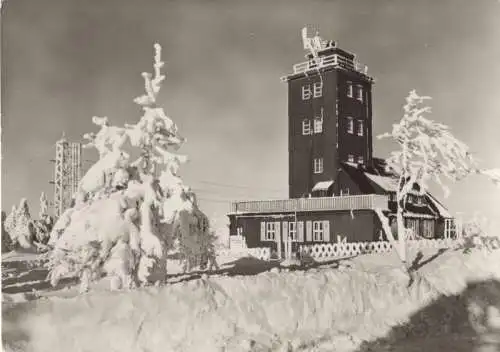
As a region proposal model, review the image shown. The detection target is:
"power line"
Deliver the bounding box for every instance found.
[197,197,232,204]
[192,188,285,199]
[194,189,285,201]
[191,180,285,193]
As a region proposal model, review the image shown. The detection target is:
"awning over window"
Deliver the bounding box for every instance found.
[312,180,334,192]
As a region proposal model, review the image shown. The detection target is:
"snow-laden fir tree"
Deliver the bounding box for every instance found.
[2,211,14,253]
[379,90,500,268]
[47,43,218,293]
[3,195,54,252]
[6,199,35,249]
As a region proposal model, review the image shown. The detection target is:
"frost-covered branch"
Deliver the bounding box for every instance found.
[48,43,216,292]
[378,89,498,266]
[133,43,166,108]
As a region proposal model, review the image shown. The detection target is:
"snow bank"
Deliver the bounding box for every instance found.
[3,249,500,352]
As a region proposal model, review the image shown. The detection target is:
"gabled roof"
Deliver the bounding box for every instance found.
[340,159,452,219]
[364,173,398,192]
[340,161,397,194]
[426,193,452,218]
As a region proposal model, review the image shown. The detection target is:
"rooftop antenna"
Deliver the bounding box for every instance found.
[301,26,326,88]
[301,26,329,59]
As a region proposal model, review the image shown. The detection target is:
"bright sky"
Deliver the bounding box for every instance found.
[2,0,500,234]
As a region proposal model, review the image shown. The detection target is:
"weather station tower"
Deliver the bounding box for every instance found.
[50,133,83,217]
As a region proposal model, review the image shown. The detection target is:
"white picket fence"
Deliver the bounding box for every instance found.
[299,238,462,259]
[220,238,462,262]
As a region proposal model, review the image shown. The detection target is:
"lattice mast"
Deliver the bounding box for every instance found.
[51,134,82,217]
[70,142,82,195]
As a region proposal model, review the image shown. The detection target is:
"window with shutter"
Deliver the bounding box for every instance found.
[260,221,266,241]
[323,220,330,242]
[302,84,312,100]
[274,221,281,242]
[313,158,324,174]
[265,222,276,241]
[288,221,298,241]
[312,221,324,241]
[422,220,435,239]
[357,120,364,136]
[313,81,323,98]
[306,221,313,242]
[302,119,312,135]
[314,115,323,134]
[346,116,354,134]
[282,222,288,242]
[298,221,305,242]
[356,85,363,102]
[347,81,353,98]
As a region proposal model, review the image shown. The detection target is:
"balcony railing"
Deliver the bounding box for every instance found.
[230,194,388,214]
[291,53,368,76]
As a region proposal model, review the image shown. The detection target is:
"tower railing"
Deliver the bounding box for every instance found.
[291,53,368,76]
[230,194,388,214]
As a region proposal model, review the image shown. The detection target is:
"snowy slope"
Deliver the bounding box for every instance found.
[3,248,500,352]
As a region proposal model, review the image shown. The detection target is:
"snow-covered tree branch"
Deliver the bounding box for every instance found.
[379,89,499,267]
[47,43,218,293]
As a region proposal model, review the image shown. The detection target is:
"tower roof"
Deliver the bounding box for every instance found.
[56,131,68,144]
[282,29,373,82]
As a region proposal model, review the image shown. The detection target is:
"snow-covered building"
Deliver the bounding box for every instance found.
[228,35,454,254]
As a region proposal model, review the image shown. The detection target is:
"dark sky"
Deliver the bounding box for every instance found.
[2,0,500,232]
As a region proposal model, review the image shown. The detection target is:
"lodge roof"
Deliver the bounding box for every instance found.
[339,160,452,219]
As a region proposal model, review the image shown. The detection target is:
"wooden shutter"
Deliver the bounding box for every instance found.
[323,220,330,242]
[306,221,313,242]
[260,221,266,241]
[298,221,304,242]
[274,221,281,242]
[283,222,288,242]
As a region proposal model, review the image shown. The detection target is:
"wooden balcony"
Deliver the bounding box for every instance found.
[280,53,369,82]
[230,194,389,214]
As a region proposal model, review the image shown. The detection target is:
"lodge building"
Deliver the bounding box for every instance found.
[227,35,454,255]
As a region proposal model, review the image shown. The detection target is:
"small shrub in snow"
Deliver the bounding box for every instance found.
[460,215,500,253]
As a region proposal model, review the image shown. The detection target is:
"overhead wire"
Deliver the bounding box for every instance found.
[191,180,284,193]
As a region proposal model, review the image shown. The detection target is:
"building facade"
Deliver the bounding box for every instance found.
[228,35,453,255]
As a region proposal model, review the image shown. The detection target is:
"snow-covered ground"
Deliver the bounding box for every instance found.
[3,247,500,351]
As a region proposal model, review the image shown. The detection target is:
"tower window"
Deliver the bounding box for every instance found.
[347,81,353,98]
[313,81,323,98]
[346,116,354,134]
[347,154,354,163]
[302,119,311,135]
[313,158,323,174]
[356,85,363,102]
[357,120,364,136]
[358,155,364,164]
[314,115,323,134]
[302,84,312,100]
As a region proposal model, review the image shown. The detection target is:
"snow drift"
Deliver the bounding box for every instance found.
[3,249,500,352]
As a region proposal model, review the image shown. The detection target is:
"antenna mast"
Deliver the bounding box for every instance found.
[50,133,82,217]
